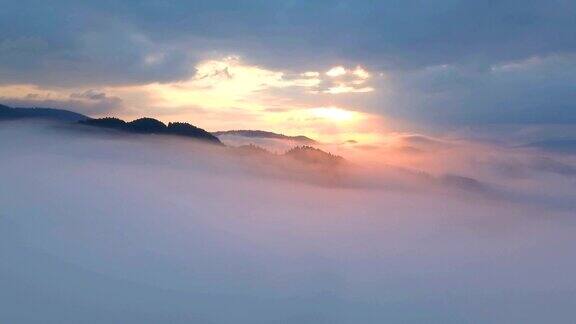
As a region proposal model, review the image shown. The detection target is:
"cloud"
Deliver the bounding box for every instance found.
[2,0,574,85]
[2,121,576,323]
[326,66,347,77]
[70,89,118,102]
[137,56,323,110]
[367,53,576,128]
[0,85,123,115]
[313,65,375,94]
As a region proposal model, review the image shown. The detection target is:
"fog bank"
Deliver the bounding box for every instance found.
[1,121,576,323]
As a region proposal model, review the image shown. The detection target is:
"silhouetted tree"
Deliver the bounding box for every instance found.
[80,117,126,130]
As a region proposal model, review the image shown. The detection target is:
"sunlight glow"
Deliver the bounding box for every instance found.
[0,57,382,145]
[309,107,356,122]
[302,71,320,77]
[323,85,374,94]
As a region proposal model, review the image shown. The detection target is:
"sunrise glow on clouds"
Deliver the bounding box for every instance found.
[0,56,383,143]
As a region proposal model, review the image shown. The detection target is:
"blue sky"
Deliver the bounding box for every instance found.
[1,0,575,139]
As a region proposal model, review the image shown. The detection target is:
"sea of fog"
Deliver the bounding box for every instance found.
[1,121,576,323]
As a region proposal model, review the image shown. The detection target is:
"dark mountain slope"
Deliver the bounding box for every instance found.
[80,117,127,130]
[229,144,274,157]
[80,117,222,145]
[284,146,344,166]
[0,104,88,122]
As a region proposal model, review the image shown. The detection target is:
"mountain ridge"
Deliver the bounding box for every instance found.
[80,117,223,145]
[0,104,88,122]
[0,103,344,165]
[213,130,316,143]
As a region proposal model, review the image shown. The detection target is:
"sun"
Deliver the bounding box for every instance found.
[309,107,356,122]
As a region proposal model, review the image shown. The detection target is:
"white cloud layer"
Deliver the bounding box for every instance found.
[1,121,576,323]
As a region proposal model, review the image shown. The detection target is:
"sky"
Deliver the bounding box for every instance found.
[1,0,575,142]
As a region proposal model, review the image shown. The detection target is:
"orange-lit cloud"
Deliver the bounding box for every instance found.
[0,57,383,143]
[318,65,374,94]
[326,66,347,77]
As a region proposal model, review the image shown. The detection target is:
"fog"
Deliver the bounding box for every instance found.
[1,121,576,323]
